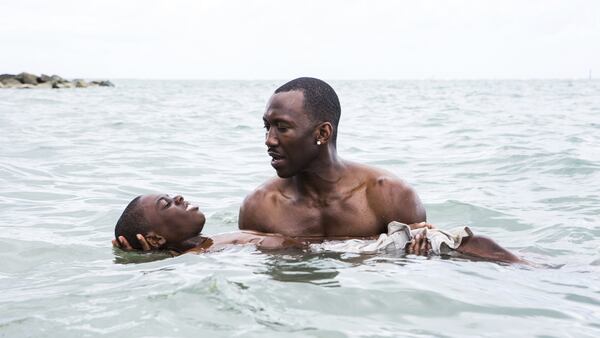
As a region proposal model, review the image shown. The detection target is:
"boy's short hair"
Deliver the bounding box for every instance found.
[114,196,152,250]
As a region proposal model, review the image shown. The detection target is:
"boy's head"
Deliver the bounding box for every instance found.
[114,194,206,250]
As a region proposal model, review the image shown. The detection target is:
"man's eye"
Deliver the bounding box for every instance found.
[161,200,170,209]
[276,123,289,131]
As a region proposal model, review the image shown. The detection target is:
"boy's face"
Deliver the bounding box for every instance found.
[139,194,206,245]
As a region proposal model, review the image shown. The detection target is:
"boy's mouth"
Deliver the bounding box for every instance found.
[186,203,199,212]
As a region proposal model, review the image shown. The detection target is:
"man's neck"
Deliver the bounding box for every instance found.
[293,147,347,197]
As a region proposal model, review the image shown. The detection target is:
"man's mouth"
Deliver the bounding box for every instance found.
[268,151,285,168]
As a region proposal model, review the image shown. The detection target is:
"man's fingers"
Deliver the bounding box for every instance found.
[112,239,120,248]
[415,236,422,255]
[409,222,436,230]
[407,238,416,254]
[413,234,422,255]
[409,222,424,230]
[137,234,151,251]
[419,236,429,255]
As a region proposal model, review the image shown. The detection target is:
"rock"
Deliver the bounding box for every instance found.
[0,77,22,87]
[89,80,114,87]
[15,72,38,85]
[0,73,114,89]
[38,74,52,83]
[72,79,88,88]
[50,75,65,83]
[36,82,53,89]
[52,82,74,89]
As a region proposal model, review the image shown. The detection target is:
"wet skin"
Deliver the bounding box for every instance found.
[126,194,207,252]
[238,90,428,239]
[113,194,306,253]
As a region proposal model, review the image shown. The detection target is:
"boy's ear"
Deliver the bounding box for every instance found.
[145,232,167,249]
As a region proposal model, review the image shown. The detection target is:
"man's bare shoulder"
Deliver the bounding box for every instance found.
[345,161,408,190]
[241,177,288,206]
[346,161,426,224]
[238,177,288,231]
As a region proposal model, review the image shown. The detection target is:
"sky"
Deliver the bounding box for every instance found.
[1,0,599,79]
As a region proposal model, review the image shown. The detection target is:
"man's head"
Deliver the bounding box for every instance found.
[114,194,206,250]
[264,77,341,177]
[274,77,341,144]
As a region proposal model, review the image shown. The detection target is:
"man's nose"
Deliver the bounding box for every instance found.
[173,195,184,205]
[265,128,278,147]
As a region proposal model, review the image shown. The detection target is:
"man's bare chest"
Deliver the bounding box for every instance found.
[265,191,383,237]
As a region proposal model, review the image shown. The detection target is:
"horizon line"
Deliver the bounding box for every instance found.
[80,77,598,81]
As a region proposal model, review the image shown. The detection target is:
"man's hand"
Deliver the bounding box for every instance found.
[405,222,434,256]
[408,222,435,230]
[406,232,431,256]
[111,235,152,251]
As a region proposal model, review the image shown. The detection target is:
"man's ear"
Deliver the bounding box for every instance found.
[145,232,167,249]
[315,122,333,144]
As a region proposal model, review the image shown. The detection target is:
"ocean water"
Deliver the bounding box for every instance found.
[0,80,599,337]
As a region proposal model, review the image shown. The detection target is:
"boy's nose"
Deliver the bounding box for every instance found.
[173,195,184,205]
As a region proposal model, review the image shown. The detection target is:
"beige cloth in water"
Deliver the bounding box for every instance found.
[309,221,473,254]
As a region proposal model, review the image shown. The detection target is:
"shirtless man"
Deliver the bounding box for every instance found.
[239,77,428,240]
[113,194,305,254]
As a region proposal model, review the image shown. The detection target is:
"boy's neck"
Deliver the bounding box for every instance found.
[169,235,212,253]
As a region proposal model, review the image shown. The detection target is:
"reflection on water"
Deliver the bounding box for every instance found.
[112,248,174,264]
[262,257,340,286]
[259,252,376,286]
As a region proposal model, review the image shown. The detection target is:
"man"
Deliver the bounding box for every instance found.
[239,77,428,242]
[113,194,306,254]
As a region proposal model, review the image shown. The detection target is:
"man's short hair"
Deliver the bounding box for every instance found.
[275,77,341,144]
[114,196,152,250]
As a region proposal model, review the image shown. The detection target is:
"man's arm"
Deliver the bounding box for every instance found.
[369,175,426,226]
[238,190,266,232]
[371,176,434,254]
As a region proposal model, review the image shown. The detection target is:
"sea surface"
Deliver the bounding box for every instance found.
[1,80,599,337]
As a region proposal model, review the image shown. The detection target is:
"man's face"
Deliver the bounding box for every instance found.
[139,194,206,244]
[263,90,318,178]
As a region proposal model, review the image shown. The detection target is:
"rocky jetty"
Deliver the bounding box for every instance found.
[0,72,114,89]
